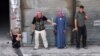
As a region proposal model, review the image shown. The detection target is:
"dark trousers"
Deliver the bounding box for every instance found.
[12,39,20,48]
[76,25,87,48]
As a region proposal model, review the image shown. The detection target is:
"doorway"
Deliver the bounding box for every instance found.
[0,0,10,38]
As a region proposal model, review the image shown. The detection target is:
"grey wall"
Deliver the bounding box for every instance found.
[21,0,100,45]
[21,0,74,45]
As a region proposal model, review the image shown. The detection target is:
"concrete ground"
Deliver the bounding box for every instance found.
[21,45,100,56]
[0,36,100,56]
[0,31,100,56]
[0,36,17,56]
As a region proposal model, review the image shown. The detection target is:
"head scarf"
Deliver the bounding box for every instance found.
[56,9,64,17]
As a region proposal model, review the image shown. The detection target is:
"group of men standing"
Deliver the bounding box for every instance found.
[32,5,88,50]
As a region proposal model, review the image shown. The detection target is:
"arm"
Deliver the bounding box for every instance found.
[64,17,67,31]
[16,33,21,41]
[32,24,35,32]
[85,15,88,20]
[47,19,52,24]
[32,17,36,32]
[54,18,57,36]
[10,31,12,37]
[74,18,78,31]
[43,16,56,25]
[73,12,78,31]
[84,12,88,20]
[47,19,56,25]
[17,33,21,37]
[54,18,57,32]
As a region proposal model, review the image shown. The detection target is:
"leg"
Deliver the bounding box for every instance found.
[70,31,74,45]
[34,30,39,49]
[15,41,21,49]
[40,30,48,48]
[76,27,81,48]
[82,25,87,47]
[12,39,15,48]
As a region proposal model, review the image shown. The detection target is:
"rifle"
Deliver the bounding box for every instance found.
[31,32,34,44]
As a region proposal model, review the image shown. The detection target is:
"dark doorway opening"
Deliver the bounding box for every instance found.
[0,0,10,37]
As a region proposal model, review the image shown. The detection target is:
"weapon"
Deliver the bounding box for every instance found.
[31,32,34,44]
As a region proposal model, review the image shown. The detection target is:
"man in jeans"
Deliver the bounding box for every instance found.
[32,11,55,50]
[74,5,88,49]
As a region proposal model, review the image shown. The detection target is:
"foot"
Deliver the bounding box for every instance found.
[83,46,88,49]
[45,47,49,50]
[33,48,38,50]
[76,46,80,50]
[64,46,67,49]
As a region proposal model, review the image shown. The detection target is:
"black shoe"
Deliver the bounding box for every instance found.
[76,47,80,50]
[83,46,88,49]
[76,46,80,50]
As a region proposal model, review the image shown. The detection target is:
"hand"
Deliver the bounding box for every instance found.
[73,27,78,31]
[18,34,21,36]
[64,30,66,33]
[32,30,34,32]
[31,31,34,36]
[52,23,56,26]
[53,30,56,32]
[16,37,21,41]
[85,15,88,20]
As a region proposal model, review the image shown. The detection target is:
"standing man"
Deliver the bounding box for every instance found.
[32,11,55,50]
[54,10,67,48]
[74,5,88,49]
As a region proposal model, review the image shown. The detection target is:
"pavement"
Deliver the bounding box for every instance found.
[0,35,100,56]
[21,45,100,56]
[0,37,18,56]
